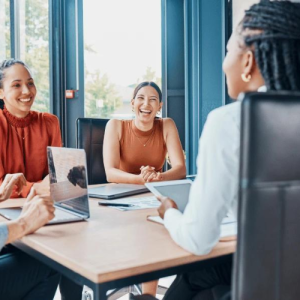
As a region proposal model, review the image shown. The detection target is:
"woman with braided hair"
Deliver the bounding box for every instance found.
[131,1,300,300]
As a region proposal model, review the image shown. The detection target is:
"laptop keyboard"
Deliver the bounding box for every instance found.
[52,208,80,222]
[56,195,89,214]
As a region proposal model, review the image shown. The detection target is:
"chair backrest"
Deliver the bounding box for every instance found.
[76,118,109,184]
[233,91,300,300]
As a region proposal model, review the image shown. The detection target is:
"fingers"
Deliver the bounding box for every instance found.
[143,170,155,182]
[156,195,168,202]
[26,187,37,202]
[0,173,27,200]
[140,166,155,176]
[146,172,157,182]
[15,174,27,194]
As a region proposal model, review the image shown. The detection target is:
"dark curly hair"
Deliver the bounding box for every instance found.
[237,0,300,91]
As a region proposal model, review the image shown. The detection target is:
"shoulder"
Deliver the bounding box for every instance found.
[161,117,177,131]
[105,119,123,138]
[205,102,241,133]
[106,119,122,130]
[207,101,241,126]
[202,101,241,145]
[32,111,60,125]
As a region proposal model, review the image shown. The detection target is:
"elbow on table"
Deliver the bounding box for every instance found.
[105,169,115,183]
[183,241,214,256]
[174,231,216,256]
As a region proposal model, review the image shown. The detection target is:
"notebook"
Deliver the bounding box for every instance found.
[89,183,149,199]
[0,147,90,225]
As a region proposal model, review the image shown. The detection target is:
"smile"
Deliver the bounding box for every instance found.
[19,98,32,103]
[139,109,152,114]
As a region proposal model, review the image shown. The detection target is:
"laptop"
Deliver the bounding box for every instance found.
[89,183,149,200]
[0,147,90,225]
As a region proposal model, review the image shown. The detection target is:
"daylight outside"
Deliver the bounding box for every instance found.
[83,0,162,119]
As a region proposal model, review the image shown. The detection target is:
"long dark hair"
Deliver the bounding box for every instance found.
[0,59,28,109]
[132,81,162,102]
[238,0,300,91]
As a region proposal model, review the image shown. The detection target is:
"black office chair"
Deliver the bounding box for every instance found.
[76,118,109,184]
[232,91,300,300]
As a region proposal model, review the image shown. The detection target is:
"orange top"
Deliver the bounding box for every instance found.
[119,119,167,174]
[0,107,62,198]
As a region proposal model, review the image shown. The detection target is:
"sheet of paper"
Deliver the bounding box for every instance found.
[99,196,160,211]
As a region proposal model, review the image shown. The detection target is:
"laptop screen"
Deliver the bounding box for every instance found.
[47,147,90,217]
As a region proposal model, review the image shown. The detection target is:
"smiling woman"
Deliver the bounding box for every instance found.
[0,59,62,198]
[103,81,186,296]
[103,81,186,186]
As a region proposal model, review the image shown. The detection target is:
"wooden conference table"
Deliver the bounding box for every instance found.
[0,192,236,300]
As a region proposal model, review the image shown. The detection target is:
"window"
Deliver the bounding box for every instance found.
[232,0,259,28]
[83,0,162,119]
[0,0,11,58]
[19,0,50,112]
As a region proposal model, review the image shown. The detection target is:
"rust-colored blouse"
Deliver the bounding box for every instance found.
[119,119,167,174]
[0,107,62,197]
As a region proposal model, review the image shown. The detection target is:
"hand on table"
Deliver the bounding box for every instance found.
[157,195,178,219]
[140,165,163,183]
[0,173,26,201]
[18,188,55,235]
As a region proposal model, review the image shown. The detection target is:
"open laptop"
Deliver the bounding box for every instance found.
[0,147,90,225]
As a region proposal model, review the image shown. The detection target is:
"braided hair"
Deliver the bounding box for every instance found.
[0,59,28,109]
[238,0,300,91]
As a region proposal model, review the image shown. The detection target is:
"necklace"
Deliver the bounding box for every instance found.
[14,127,29,140]
[131,126,156,147]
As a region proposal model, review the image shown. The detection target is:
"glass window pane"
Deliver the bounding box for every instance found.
[0,0,11,58]
[19,0,50,112]
[232,0,259,28]
[83,0,162,119]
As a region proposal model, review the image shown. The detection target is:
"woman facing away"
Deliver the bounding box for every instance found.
[0,59,84,300]
[103,81,186,296]
[103,81,186,185]
[141,1,300,300]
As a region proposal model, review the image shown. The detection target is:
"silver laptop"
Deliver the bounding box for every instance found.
[0,147,90,225]
[89,183,149,200]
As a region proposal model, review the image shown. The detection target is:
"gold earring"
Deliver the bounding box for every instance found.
[132,107,134,112]
[241,73,252,83]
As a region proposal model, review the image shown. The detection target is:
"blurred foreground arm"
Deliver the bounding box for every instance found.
[0,189,55,250]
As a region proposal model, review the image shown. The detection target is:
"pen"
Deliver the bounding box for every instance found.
[98,202,134,207]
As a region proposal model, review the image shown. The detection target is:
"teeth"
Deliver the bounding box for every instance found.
[19,98,31,102]
[140,110,151,113]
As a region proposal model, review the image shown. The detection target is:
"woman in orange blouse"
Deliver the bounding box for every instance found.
[104,81,186,185]
[0,59,62,198]
[0,59,84,299]
[103,81,186,296]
